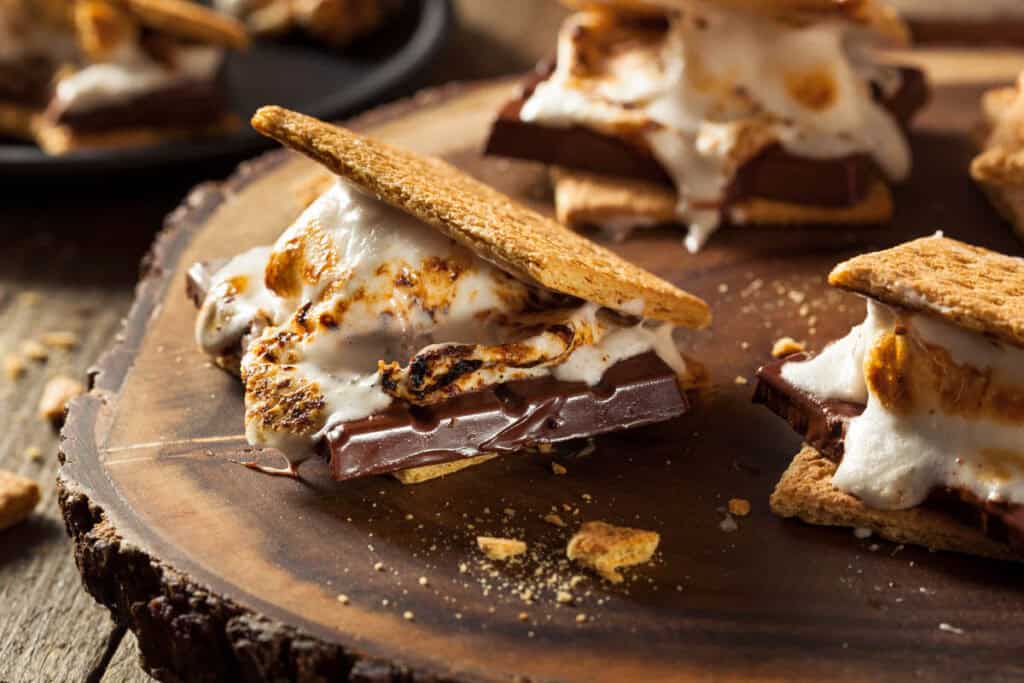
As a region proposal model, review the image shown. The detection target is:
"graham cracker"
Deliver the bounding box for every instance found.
[250,106,711,329]
[552,168,892,235]
[116,0,249,49]
[971,78,1024,241]
[0,470,41,531]
[770,445,1019,562]
[828,235,1024,349]
[391,453,498,485]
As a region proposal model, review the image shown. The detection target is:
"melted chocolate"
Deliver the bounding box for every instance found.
[754,355,1024,553]
[187,262,691,481]
[485,64,928,210]
[321,352,688,480]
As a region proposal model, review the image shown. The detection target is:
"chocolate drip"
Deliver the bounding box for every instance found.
[754,355,1024,554]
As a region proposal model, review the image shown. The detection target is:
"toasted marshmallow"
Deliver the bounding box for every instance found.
[197,178,689,464]
[521,2,911,251]
[783,297,1024,510]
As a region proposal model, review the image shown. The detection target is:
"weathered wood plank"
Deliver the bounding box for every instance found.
[101,631,150,683]
[0,180,200,683]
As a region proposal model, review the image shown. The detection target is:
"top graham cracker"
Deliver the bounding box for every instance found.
[250,106,711,329]
[828,235,1024,349]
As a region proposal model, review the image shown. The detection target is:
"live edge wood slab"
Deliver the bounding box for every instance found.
[58,66,1024,682]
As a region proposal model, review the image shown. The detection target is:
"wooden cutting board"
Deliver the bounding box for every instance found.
[58,53,1024,683]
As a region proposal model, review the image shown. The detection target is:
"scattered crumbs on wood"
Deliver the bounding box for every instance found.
[336,594,349,605]
[4,353,26,380]
[403,611,414,621]
[544,513,566,528]
[24,446,42,462]
[551,462,567,475]
[771,336,806,358]
[38,375,85,422]
[734,376,748,385]
[727,498,751,517]
[21,340,48,362]
[477,536,527,561]
[40,331,79,350]
[939,623,964,635]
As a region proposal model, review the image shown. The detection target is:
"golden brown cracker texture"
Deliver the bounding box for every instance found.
[251,106,710,329]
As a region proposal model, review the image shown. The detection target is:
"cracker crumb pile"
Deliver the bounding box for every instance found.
[566,521,660,584]
[477,536,527,561]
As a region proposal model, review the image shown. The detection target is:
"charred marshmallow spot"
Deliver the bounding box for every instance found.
[783,298,1024,509]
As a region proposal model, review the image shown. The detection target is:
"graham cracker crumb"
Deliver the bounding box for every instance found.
[518,611,529,622]
[403,611,414,621]
[38,375,84,422]
[0,470,41,531]
[477,536,527,561]
[373,561,385,572]
[576,613,588,623]
[40,331,78,350]
[544,513,567,528]
[566,521,660,583]
[734,376,749,385]
[551,462,567,475]
[250,106,711,329]
[22,340,48,362]
[336,594,349,605]
[24,446,42,462]
[4,353,26,380]
[728,498,751,517]
[556,590,573,604]
[771,336,806,358]
[418,576,428,586]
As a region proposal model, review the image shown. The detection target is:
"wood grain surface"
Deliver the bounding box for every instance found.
[58,61,1024,683]
[0,3,564,681]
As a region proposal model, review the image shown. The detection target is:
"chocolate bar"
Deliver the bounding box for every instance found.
[322,351,688,480]
[188,262,691,480]
[755,356,1024,552]
[485,65,929,209]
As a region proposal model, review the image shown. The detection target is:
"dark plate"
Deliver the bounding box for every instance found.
[0,0,452,176]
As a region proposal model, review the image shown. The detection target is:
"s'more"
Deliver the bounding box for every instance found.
[0,0,248,154]
[972,72,1024,242]
[485,0,929,251]
[755,235,1024,560]
[188,107,711,484]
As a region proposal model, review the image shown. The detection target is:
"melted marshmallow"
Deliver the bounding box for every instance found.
[521,3,909,252]
[55,44,224,114]
[783,298,1024,509]
[198,179,687,463]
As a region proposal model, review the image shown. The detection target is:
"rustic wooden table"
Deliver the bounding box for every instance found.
[0,2,565,681]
